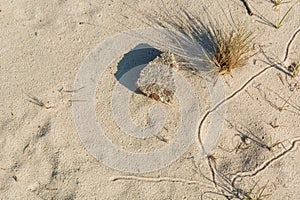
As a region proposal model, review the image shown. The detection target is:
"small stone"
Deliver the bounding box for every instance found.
[244,138,251,145]
[136,52,177,103]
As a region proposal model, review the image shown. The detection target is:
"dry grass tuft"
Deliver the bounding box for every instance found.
[152,8,256,75]
[211,26,254,75]
[124,3,255,76]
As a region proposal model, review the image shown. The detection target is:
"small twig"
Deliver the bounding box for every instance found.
[25,92,54,109]
[268,118,279,128]
[63,86,85,93]
[110,175,207,186]
[207,155,218,188]
[242,0,254,16]
[23,143,30,153]
[68,99,87,102]
[45,187,58,191]
[153,134,168,143]
[277,73,285,85]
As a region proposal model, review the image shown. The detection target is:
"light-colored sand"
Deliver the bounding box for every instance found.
[1,0,300,199]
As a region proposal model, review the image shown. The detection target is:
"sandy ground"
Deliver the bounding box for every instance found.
[1,0,300,199]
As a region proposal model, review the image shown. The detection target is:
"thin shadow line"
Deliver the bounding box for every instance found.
[284,28,300,62]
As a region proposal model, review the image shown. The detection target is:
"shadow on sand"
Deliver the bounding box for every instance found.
[114,44,162,92]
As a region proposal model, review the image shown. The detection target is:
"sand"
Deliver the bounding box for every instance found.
[0,0,300,199]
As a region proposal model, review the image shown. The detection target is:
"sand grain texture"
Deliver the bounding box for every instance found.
[1,0,300,199]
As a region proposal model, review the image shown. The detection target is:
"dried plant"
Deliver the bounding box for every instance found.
[211,26,254,74]
[271,0,291,7]
[275,4,294,29]
[242,181,270,200]
[123,3,255,76]
[159,10,255,75]
[288,61,300,78]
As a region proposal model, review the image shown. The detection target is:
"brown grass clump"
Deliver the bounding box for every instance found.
[153,8,255,75]
[128,4,255,75]
[211,26,254,75]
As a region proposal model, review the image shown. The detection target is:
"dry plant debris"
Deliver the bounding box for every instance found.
[211,26,254,75]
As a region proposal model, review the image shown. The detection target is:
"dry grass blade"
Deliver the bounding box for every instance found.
[288,61,300,78]
[242,181,270,200]
[275,5,294,29]
[268,136,285,151]
[212,26,254,74]
[272,0,291,7]
[25,92,53,109]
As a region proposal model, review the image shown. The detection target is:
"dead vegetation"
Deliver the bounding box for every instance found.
[210,26,254,74]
